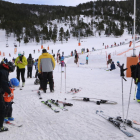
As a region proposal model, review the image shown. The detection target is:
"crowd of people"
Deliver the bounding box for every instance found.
[1,47,140,133]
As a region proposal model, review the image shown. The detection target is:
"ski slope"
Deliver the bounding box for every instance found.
[0,29,140,140]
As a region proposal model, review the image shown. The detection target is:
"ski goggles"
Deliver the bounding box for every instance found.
[18,54,22,56]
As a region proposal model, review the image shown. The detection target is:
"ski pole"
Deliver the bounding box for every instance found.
[65,64,66,93]
[121,77,125,128]
[125,78,133,123]
[60,66,62,93]
[134,85,137,100]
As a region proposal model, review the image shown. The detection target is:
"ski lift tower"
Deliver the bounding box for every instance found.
[126,0,138,77]
[92,2,96,36]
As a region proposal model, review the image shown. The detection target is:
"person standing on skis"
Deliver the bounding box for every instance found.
[38,49,55,93]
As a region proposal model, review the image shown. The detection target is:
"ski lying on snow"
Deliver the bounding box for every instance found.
[96,110,133,137]
[48,99,68,111]
[56,100,73,106]
[41,101,59,113]
[5,121,22,127]
[72,96,117,104]
[115,116,140,132]
[133,120,140,125]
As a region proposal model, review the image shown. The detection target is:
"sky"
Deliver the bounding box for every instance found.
[5,0,94,6]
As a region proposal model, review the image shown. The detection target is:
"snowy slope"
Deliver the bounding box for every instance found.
[0,29,140,140]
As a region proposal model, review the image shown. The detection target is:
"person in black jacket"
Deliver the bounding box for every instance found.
[27,54,34,78]
[0,61,15,132]
[135,62,140,102]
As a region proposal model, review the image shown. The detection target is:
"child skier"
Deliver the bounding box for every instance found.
[59,60,65,72]
[3,78,19,123]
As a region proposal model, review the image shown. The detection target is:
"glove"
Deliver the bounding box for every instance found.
[135,78,138,84]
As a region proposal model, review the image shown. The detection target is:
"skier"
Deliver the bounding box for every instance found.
[38,49,55,93]
[15,52,27,87]
[27,54,34,78]
[59,59,65,72]
[135,62,140,102]
[0,61,15,132]
[107,53,112,64]
[61,55,64,61]
[3,78,19,123]
[117,61,121,68]
[33,50,35,54]
[86,55,88,64]
[75,51,79,64]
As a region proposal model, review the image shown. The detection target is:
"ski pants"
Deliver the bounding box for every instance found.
[42,72,53,91]
[136,82,140,99]
[5,102,12,118]
[17,68,25,83]
[0,93,5,127]
[27,67,32,78]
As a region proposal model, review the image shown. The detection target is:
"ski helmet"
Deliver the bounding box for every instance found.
[117,61,119,63]
[7,62,15,72]
[10,78,19,86]
[18,51,23,56]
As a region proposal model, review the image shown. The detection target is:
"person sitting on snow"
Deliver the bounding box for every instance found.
[110,61,116,71]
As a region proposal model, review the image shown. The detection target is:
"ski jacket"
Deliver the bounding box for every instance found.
[38,53,55,73]
[135,63,140,82]
[0,64,11,95]
[3,87,14,102]
[86,56,88,60]
[15,56,27,69]
[27,58,34,67]
[59,61,65,67]
[110,62,116,70]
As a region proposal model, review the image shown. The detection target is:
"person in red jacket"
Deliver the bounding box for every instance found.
[107,53,112,64]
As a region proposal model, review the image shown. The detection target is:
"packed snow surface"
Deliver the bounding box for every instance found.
[0,29,140,140]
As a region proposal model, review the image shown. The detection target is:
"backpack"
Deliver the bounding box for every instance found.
[28,58,33,66]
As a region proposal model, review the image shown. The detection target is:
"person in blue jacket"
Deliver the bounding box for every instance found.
[110,61,116,71]
[86,55,88,64]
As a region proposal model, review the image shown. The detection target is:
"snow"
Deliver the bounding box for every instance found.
[1,29,140,140]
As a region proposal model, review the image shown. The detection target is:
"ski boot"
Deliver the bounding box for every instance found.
[0,126,8,132]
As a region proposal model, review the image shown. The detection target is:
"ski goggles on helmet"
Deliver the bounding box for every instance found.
[18,54,22,56]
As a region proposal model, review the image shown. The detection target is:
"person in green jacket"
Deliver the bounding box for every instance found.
[15,52,27,87]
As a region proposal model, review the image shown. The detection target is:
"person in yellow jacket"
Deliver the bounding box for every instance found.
[38,49,55,93]
[15,51,27,87]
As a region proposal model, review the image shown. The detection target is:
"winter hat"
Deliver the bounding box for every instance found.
[29,54,32,58]
[42,49,47,53]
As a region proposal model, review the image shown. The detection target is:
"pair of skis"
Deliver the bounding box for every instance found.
[72,96,117,105]
[67,88,82,94]
[96,110,140,137]
[41,100,73,113]
[5,121,22,127]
